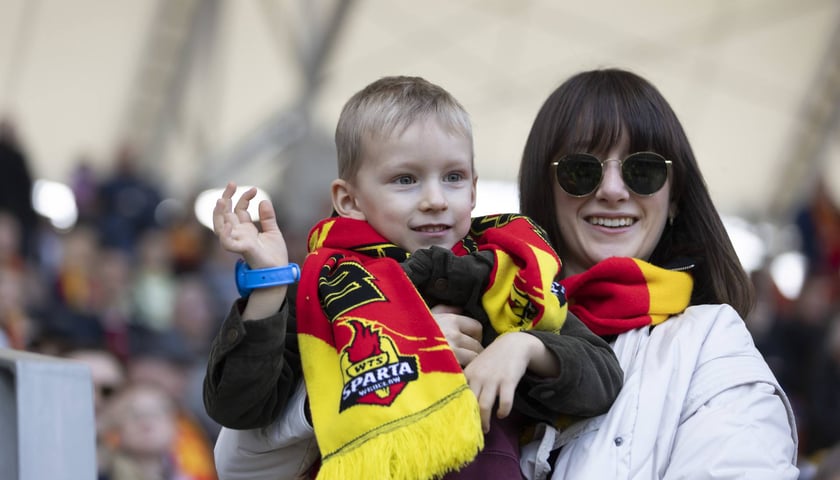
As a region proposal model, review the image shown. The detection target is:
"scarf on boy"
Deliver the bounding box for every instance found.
[296,214,567,480]
[559,256,694,337]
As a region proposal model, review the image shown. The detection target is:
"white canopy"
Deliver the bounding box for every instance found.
[2,0,838,230]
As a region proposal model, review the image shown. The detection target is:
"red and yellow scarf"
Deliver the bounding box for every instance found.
[296,214,567,479]
[559,256,694,336]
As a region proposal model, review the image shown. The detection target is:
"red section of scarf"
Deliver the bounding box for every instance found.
[560,257,693,336]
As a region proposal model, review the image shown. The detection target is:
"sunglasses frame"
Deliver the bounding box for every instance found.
[551,151,672,197]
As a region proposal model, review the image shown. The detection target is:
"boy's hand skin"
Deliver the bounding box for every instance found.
[431,304,561,433]
[213,182,291,320]
[430,304,484,366]
[464,332,543,433]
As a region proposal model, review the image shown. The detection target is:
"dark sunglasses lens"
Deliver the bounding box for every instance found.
[556,154,602,196]
[623,153,669,195]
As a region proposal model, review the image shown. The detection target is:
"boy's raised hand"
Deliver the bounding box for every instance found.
[213,182,290,269]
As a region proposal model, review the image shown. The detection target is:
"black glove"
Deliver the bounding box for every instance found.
[401,246,494,323]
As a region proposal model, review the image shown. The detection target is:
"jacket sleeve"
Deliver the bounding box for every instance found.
[515,312,624,422]
[663,382,799,479]
[203,294,303,429]
[213,381,319,480]
[663,305,798,479]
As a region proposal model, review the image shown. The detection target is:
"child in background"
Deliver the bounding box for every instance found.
[99,382,187,480]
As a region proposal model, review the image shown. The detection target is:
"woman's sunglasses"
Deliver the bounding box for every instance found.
[551,151,672,197]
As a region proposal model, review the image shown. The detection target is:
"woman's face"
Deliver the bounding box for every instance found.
[552,139,673,276]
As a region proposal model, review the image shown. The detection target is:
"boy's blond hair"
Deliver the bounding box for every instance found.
[334,76,474,180]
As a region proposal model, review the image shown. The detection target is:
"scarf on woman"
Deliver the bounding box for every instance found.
[296,214,567,480]
[559,256,694,336]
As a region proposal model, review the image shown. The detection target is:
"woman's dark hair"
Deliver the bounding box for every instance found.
[518,68,754,317]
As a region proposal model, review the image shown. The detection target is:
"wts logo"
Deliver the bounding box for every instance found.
[339,320,418,411]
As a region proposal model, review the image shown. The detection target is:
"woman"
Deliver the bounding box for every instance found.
[516,68,798,478]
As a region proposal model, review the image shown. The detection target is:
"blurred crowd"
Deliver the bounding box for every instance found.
[0,117,231,480]
[747,177,840,479]
[1,114,839,479]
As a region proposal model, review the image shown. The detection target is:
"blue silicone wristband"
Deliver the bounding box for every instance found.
[235,259,301,298]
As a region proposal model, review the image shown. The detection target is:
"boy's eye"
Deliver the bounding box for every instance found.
[444,172,464,182]
[395,175,415,185]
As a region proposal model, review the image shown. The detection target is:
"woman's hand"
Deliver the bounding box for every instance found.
[430,304,484,366]
[464,332,543,433]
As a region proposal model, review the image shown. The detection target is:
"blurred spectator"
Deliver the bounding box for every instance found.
[170,275,220,359]
[0,116,38,261]
[98,382,186,480]
[53,224,100,313]
[795,178,840,277]
[198,237,240,312]
[753,273,837,455]
[95,247,138,361]
[64,347,127,479]
[0,263,33,349]
[769,275,834,398]
[37,232,144,361]
[128,328,218,479]
[0,210,25,270]
[131,229,176,332]
[813,443,840,480]
[70,155,101,225]
[804,311,840,455]
[170,275,223,439]
[0,211,39,349]
[97,143,163,254]
[166,200,214,275]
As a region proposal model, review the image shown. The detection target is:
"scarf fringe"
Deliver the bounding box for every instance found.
[317,386,484,480]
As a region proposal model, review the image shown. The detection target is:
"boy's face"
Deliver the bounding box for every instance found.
[345,117,476,253]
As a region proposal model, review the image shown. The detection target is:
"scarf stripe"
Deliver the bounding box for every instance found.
[560,257,693,336]
[471,214,567,334]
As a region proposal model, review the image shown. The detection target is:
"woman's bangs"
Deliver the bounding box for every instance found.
[567,98,626,156]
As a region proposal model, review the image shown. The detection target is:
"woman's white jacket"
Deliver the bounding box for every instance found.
[520,304,799,479]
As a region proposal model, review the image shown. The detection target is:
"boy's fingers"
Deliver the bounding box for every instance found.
[455,316,483,342]
[213,182,238,233]
[453,347,479,367]
[222,182,237,199]
[212,199,227,234]
[257,200,279,233]
[495,385,514,419]
[477,387,493,433]
[234,187,257,223]
[430,304,462,314]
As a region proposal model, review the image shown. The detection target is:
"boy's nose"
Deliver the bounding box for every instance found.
[420,183,448,210]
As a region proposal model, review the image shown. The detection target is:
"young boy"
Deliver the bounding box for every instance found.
[204,76,623,479]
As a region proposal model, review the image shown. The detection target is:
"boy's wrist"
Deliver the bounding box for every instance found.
[235,258,301,297]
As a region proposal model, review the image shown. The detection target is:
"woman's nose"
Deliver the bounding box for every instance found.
[595,159,630,200]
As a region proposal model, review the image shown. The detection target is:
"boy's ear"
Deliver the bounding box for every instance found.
[331,179,366,219]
